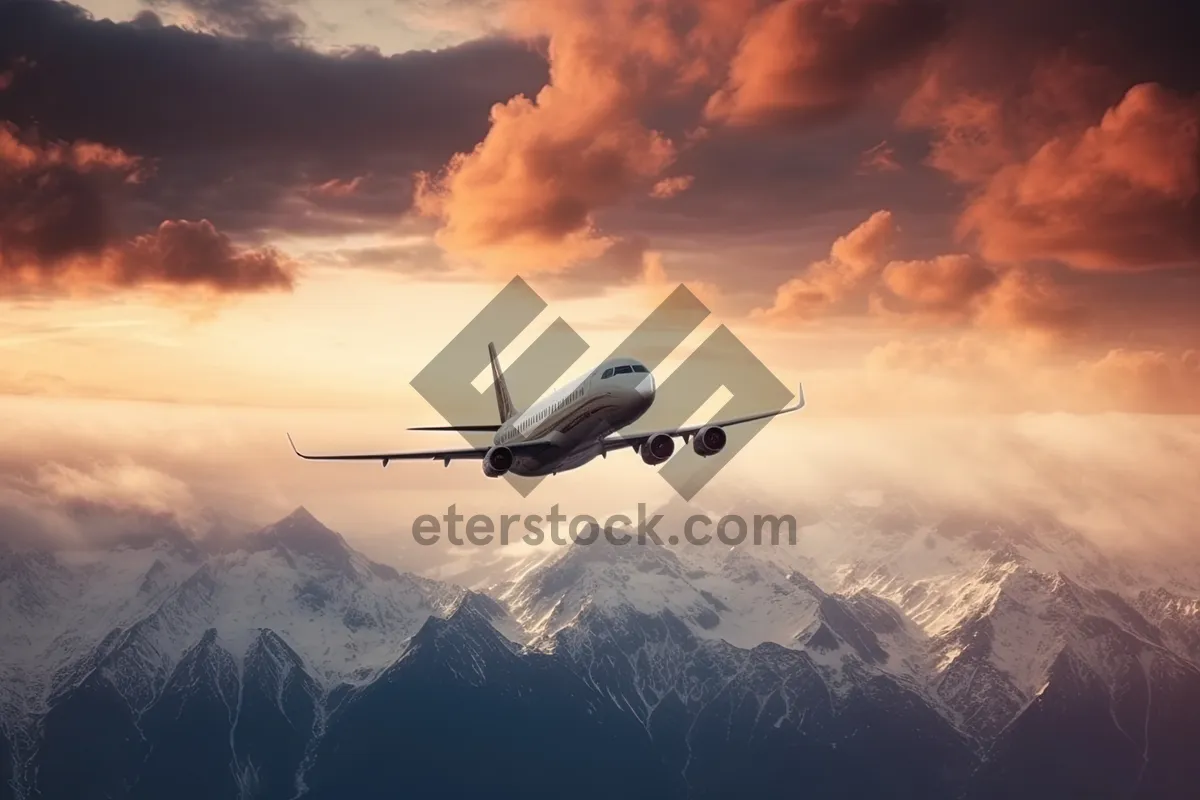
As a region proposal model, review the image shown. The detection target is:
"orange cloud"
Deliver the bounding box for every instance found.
[412,0,759,272]
[881,254,996,315]
[650,175,695,199]
[958,83,1200,271]
[1082,349,1200,414]
[413,99,675,271]
[0,121,144,178]
[705,0,947,127]
[753,209,897,321]
[970,268,1085,333]
[414,0,948,272]
[875,259,1082,335]
[905,53,1200,273]
[756,209,1084,334]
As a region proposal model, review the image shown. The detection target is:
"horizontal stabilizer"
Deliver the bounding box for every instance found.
[408,425,503,432]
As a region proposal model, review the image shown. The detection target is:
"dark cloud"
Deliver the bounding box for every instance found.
[0,120,139,268]
[0,0,547,238]
[114,218,293,291]
[858,140,902,174]
[144,0,306,41]
[1,118,291,294]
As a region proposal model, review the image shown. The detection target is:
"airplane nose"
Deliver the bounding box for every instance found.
[635,372,656,400]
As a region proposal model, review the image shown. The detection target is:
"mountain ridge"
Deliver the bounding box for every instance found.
[2,501,1199,799]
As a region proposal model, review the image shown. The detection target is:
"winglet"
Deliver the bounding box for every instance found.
[286,433,305,458]
[796,382,805,410]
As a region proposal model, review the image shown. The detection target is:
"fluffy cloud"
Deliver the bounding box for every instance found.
[112,219,294,292]
[416,0,954,271]
[705,0,948,127]
[2,217,295,296]
[753,209,897,320]
[969,268,1085,333]
[755,210,1085,333]
[900,0,1200,272]
[881,254,996,315]
[958,83,1200,270]
[1082,348,1200,414]
[411,0,754,271]
[413,89,678,271]
[0,121,292,294]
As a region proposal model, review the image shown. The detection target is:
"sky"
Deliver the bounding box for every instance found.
[1,0,1198,567]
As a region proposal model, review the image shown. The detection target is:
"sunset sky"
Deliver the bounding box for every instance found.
[1,0,1198,567]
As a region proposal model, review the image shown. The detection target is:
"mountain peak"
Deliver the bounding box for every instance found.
[250,506,353,571]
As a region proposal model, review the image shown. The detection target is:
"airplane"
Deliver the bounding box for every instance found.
[287,343,805,479]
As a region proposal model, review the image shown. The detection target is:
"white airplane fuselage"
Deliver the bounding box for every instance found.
[493,358,656,477]
[286,343,802,475]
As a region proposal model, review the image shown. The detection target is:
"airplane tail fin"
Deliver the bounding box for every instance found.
[487,342,518,423]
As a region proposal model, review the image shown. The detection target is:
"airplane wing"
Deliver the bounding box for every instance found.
[286,433,554,467]
[600,382,805,454]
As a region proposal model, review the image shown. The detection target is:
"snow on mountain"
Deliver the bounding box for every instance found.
[1136,589,1200,664]
[0,534,203,722]
[489,492,1200,743]
[713,494,1200,740]
[4,497,1200,799]
[187,506,462,686]
[0,507,463,727]
[492,525,836,654]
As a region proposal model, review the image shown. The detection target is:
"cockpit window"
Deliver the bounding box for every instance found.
[601,368,614,379]
[631,365,648,374]
[613,365,634,375]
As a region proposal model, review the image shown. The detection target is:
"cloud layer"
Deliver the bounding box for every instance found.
[0,0,1197,417]
[1,121,292,294]
[0,0,547,239]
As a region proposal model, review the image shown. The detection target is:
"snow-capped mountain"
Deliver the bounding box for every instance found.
[1,507,459,720]
[2,497,1199,799]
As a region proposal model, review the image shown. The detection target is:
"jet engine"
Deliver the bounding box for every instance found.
[482,445,514,477]
[692,425,727,457]
[640,433,675,466]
